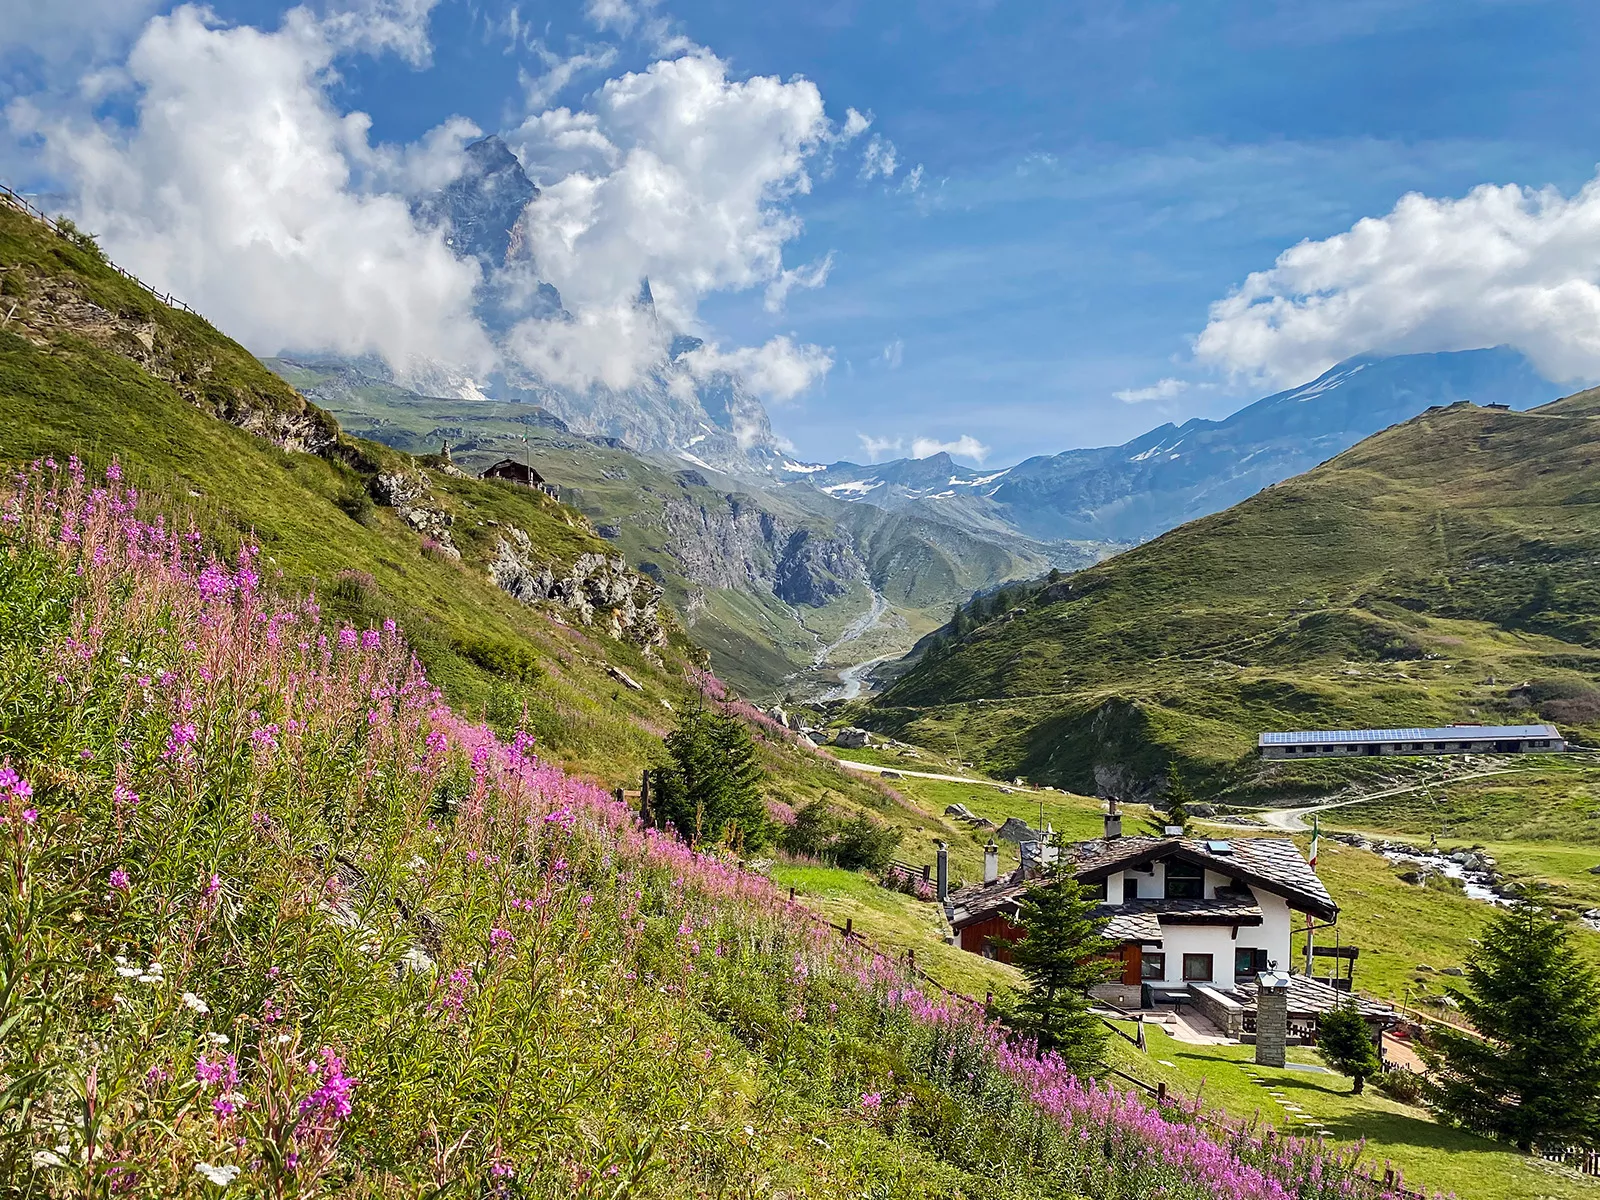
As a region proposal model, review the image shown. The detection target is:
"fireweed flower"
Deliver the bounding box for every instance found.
[108,868,130,892]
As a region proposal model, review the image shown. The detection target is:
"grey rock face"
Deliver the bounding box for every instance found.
[489,528,664,647]
[833,728,871,748]
[412,136,538,269]
[373,472,460,559]
[660,497,863,606]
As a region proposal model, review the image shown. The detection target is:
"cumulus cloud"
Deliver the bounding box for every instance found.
[856,433,990,464]
[682,336,833,403]
[1196,174,1600,386]
[1113,377,1188,403]
[857,434,902,462]
[11,3,490,372]
[911,434,989,464]
[880,339,904,369]
[11,3,843,416]
[505,50,837,392]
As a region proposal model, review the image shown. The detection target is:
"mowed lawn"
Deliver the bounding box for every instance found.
[1104,1024,1600,1200]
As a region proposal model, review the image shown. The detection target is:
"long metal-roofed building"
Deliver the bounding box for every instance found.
[1258,723,1564,759]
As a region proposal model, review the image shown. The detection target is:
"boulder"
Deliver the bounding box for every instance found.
[944,803,975,819]
[1189,802,1217,817]
[1441,967,1465,977]
[833,727,871,749]
[1414,964,1435,973]
[607,665,644,692]
[1588,864,1600,876]
[997,816,1044,845]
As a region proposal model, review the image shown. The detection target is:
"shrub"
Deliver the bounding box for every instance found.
[457,634,541,683]
[780,799,901,871]
[1377,1067,1426,1104]
[333,481,376,524]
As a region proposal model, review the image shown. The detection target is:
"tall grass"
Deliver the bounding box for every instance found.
[0,459,1423,1198]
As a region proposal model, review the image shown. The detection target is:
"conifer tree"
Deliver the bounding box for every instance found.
[1420,904,1600,1151]
[653,708,771,851]
[1317,1000,1380,1093]
[1164,762,1195,831]
[1009,841,1114,1070]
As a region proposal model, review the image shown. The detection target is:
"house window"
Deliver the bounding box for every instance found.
[1235,947,1268,979]
[1090,878,1108,901]
[1141,953,1166,980]
[1182,954,1213,982]
[1165,860,1204,900]
[1123,878,1139,903]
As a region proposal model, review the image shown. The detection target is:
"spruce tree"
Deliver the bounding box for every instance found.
[1009,842,1115,1071]
[1164,761,1195,831]
[654,708,772,851]
[1317,1000,1380,1093]
[1420,904,1600,1151]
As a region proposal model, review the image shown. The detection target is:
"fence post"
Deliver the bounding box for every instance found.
[788,886,795,903]
[844,918,853,938]
[1156,1081,1166,1104]
[907,948,916,972]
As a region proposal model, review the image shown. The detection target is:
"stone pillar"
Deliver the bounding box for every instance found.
[935,841,949,902]
[1104,797,1122,840]
[983,840,1000,884]
[1255,975,1289,1068]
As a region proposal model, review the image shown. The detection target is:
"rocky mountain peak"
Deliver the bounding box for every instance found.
[412,135,538,268]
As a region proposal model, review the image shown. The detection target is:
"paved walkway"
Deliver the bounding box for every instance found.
[835,760,1021,790]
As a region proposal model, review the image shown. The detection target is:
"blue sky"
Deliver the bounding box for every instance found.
[6,0,1600,466]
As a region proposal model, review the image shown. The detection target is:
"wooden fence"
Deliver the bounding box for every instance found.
[0,181,207,323]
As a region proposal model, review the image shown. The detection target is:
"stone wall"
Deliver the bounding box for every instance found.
[1190,985,1246,1039]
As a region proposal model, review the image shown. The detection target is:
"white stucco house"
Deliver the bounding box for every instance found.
[947,813,1338,1010]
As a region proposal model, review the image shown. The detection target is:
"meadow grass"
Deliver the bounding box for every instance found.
[0,460,1418,1199]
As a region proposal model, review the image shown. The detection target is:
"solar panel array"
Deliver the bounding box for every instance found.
[1258,724,1558,746]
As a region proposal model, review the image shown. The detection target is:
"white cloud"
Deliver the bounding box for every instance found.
[506,50,836,392]
[0,0,162,66]
[839,107,872,142]
[763,251,833,312]
[855,432,990,464]
[1113,377,1188,403]
[902,164,924,193]
[860,133,897,181]
[880,339,904,369]
[11,4,489,373]
[911,435,989,464]
[1196,173,1600,386]
[682,336,833,403]
[858,434,902,462]
[519,42,619,110]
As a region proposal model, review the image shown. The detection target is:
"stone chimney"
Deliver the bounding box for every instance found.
[1254,972,1291,1068]
[935,841,949,902]
[983,839,999,884]
[1104,797,1122,840]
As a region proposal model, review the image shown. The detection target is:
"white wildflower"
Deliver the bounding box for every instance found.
[113,955,128,966]
[206,1032,229,1046]
[276,1033,292,1045]
[181,992,209,1015]
[32,1150,65,1168]
[407,855,427,872]
[195,1162,241,1187]
[146,962,164,974]
[116,966,140,978]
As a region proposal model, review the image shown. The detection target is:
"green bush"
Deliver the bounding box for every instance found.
[780,799,901,871]
[1377,1068,1426,1104]
[458,634,541,683]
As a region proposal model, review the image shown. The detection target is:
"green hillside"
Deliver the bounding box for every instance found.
[862,396,1600,799]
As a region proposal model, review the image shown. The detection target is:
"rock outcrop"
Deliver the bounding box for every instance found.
[373,472,460,559]
[490,528,665,647]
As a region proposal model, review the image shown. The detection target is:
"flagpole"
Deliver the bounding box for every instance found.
[1304,814,1320,977]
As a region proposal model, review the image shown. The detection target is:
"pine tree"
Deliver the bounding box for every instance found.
[1164,762,1195,831]
[1420,904,1600,1151]
[653,708,772,851]
[1317,1000,1380,1093]
[1009,843,1115,1071]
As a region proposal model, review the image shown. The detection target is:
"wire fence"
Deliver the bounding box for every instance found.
[0,181,207,324]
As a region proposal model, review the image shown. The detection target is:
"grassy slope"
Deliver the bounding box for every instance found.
[866,398,1600,801]
[1102,1025,1600,1200]
[0,201,901,822]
